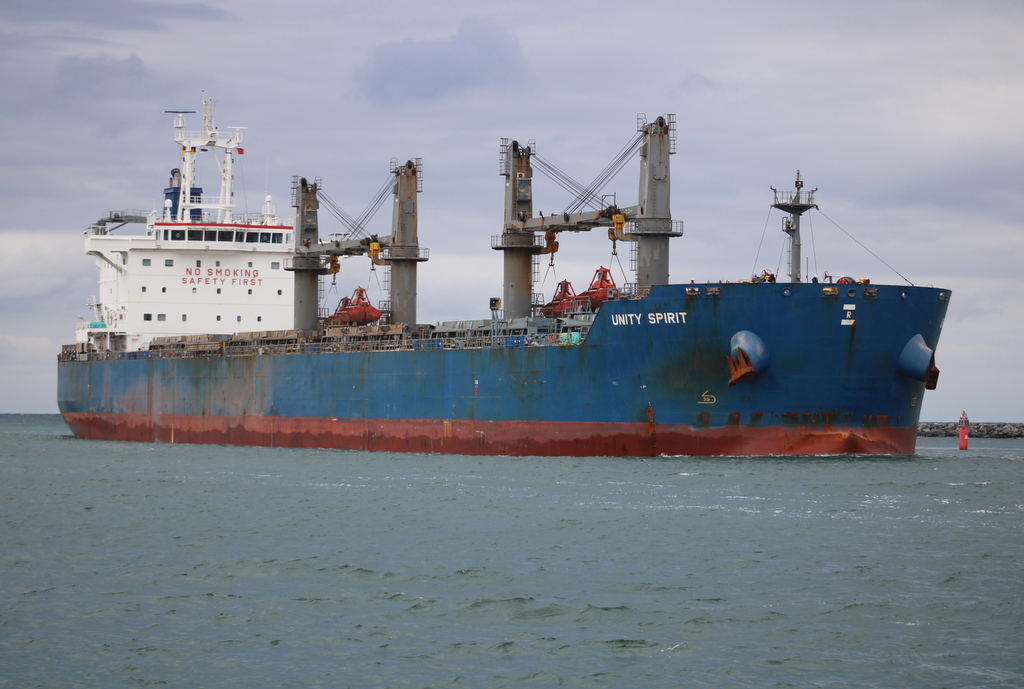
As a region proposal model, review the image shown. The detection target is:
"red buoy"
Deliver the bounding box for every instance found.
[958,409,970,450]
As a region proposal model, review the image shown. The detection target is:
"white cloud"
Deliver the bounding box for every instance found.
[54,53,150,99]
[0,0,230,30]
[355,18,528,104]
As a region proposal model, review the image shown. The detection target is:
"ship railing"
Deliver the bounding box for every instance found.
[89,209,154,234]
[625,218,684,236]
[174,129,244,146]
[285,255,329,271]
[178,194,239,209]
[63,319,595,362]
[231,212,293,227]
[771,188,817,207]
[379,246,429,261]
[490,233,546,250]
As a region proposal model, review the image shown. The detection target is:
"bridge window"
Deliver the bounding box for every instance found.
[187,230,202,241]
[204,230,217,241]
[260,232,271,243]
[271,233,283,243]
[245,232,258,243]
[218,231,233,241]
[171,229,185,241]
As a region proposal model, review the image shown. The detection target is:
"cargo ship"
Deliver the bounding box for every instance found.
[57,100,950,456]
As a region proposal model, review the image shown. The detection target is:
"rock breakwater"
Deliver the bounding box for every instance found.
[918,422,1024,438]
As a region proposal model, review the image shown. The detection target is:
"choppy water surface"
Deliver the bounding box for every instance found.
[2,414,1022,688]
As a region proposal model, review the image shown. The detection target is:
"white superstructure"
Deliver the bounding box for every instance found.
[78,98,296,352]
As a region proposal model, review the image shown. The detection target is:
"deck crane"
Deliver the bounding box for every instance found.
[492,115,683,319]
[289,159,428,329]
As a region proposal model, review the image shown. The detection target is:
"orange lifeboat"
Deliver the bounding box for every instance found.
[539,279,579,318]
[324,287,382,326]
[540,268,617,317]
[577,267,617,310]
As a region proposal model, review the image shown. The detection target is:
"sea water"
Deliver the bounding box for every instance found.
[1,414,1021,688]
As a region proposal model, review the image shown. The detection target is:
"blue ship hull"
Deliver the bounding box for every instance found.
[58,282,950,456]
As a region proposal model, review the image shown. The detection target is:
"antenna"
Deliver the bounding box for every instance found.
[164,109,196,130]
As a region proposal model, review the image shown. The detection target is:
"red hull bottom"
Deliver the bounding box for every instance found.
[61,413,918,456]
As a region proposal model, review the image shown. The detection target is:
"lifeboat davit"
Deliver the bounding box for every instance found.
[324,287,382,326]
[577,266,617,310]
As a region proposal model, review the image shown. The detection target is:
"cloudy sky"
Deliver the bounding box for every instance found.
[1,0,1022,423]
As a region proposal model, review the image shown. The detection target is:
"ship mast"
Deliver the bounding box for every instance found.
[386,158,428,326]
[497,139,537,319]
[771,171,817,283]
[167,97,244,224]
[632,115,678,290]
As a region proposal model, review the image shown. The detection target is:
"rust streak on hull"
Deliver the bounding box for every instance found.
[61,412,917,457]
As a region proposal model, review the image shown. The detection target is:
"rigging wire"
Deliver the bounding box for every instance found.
[317,190,362,235]
[612,242,630,287]
[750,205,775,278]
[325,275,339,308]
[566,132,644,214]
[539,258,558,292]
[528,132,644,216]
[808,212,818,279]
[236,151,248,217]
[366,260,385,302]
[316,173,394,239]
[531,156,600,209]
[354,175,394,233]
[815,209,914,286]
